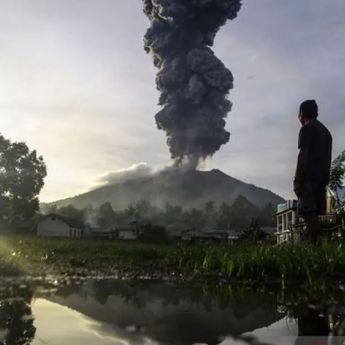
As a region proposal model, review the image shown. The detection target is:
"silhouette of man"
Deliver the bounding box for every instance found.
[294,100,332,245]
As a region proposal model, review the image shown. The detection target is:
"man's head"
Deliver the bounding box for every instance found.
[299,99,318,125]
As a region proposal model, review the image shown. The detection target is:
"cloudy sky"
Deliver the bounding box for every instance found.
[0,0,344,202]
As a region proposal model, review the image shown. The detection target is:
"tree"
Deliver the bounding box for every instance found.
[161,203,184,229]
[184,208,206,229]
[329,150,345,215]
[258,203,275,226]
[0,134,47,231]
[216,202,232,229]
[138,222,169,243]
[239,220,267,243]
[229,195,260,230]
[57,204,84,224]
[203,200,216,228]
[0,285,36,344]
[97,202,116,228]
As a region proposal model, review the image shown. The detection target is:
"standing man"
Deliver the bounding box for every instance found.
[293,100,332,245]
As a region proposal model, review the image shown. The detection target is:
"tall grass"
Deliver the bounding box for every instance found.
[0,235,345,285]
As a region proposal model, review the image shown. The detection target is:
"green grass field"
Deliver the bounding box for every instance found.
[1,235,345,286]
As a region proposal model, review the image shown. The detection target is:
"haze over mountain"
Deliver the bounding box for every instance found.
[45,169,284,210]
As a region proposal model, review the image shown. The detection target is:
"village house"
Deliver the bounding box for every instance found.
[37,214,84,239]
[90,221,140,241]
[274,200,299,245]
[275,189,344,245]
[114,220,139,240]
[174,229,239,245]
[90,227,117,240]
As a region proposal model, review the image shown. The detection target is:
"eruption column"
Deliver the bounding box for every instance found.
[143,0,242,167]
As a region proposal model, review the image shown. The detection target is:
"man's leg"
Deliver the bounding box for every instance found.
[303,214,321,245]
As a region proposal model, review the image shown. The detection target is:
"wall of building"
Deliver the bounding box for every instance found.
[118,230,137,240]
[275,204,298,244]
[37,217,70,238]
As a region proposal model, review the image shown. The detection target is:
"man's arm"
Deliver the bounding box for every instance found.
[294,149,308,196]
[294,126,310,197]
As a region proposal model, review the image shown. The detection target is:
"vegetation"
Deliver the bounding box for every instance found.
[0,134,47,232]
[329,150,345,216]
[43,196,276,232]
[1,235,345,286]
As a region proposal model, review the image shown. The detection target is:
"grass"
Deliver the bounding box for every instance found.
[1,235,345,285]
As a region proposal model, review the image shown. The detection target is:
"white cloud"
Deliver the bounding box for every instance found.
[94,162,155,188]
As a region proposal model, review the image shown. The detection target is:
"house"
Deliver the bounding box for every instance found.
[37,214,84,239]
[274,200,299,245]
[115,221,140,241]
[116,228,139,240]
[90,227,116,240]
[174,229,239,245]
[275,190,344,245]
[90,221,140,241]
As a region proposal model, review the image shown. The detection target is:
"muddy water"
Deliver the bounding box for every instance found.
[0,278,344,345]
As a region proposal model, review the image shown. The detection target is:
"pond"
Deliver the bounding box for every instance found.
[0,277,344,345]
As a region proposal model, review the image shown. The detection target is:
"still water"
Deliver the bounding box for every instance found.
[0,277,344,345]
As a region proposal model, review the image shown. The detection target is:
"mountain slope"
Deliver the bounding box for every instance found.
[45,169,285,210]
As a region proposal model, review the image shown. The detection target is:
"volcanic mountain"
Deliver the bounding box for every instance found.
[46,169,285,210]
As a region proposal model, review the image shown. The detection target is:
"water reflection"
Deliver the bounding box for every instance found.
[0,282,36,345]
[283,303,345,345]
[2,278,345,345]
[274,284,345,345]
[40,280,282,345]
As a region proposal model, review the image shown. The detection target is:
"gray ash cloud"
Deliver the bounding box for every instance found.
[143,0,242,167]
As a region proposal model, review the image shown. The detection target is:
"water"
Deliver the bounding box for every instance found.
[0,277,345,345]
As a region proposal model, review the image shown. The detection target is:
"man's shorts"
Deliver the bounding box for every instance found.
[298,183,327,216]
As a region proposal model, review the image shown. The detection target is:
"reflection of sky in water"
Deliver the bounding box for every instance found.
[39,280,283,345]
[31,298,298,345]
[221,318,298,345]
[31,299,159,345]
[25,281,297,345]
[8,279,336,345]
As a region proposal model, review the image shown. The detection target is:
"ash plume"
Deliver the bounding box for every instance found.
[96,163,154,187]
[143,0,242,167]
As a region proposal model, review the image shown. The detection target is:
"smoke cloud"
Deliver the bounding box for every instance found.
[96,163,154,187]
[143,0,242,167]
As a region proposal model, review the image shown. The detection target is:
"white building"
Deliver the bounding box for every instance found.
[275,190,344,244]
[37,214,84,239]
[274,200,299,245]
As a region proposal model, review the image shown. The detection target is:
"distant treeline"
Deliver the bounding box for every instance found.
[42,195,276,232]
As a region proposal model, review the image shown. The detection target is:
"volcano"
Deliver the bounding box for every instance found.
[45,169,285,210]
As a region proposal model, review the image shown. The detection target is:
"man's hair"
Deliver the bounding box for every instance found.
[300,99,318,119]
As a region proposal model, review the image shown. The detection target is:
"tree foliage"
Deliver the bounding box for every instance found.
[49,195,275,234]
[239,219,268,243]
[0,134,47,231]
[329,150,345,215]
[137,222,169,243]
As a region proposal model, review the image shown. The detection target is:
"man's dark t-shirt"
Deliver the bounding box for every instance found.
[296,118,332,215]
[297,119,332,185]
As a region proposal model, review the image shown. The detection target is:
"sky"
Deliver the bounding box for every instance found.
[0,0,344,202]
